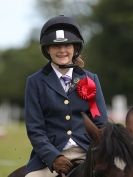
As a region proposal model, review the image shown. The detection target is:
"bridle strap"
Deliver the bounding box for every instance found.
[89,145,95,177]
[84,143,95,177]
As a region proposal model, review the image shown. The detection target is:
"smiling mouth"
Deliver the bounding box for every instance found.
[57,55,68,58]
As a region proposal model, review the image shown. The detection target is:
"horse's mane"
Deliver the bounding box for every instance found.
[84,122,133,177]
[96,122,133,168]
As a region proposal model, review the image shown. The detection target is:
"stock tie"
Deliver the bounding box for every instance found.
[61,75,71,86]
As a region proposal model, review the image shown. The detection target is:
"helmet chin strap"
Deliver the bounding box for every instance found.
[59,64,77,68]
[51,61,77,69]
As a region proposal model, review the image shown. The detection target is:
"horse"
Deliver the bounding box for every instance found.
[81,112,133,177]
[8,112,133,177]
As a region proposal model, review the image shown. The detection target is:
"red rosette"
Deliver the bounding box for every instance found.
[77,77,101,118]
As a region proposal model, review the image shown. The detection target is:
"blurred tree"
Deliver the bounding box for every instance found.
[84,0,133,104]
[0,40,45,106]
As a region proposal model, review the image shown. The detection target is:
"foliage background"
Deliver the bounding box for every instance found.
[0,0,133,176]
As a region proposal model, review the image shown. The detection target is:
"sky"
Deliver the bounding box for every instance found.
[0,0,40,50]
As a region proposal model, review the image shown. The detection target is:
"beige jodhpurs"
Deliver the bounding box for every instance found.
[25,147,86,177]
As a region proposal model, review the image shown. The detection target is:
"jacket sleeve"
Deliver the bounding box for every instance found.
[24,77,61,171]
[92,74,108,127]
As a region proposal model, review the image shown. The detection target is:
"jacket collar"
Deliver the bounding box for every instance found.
[41,62,85,97]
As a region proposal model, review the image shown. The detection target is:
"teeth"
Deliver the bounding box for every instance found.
[57,56,67,57]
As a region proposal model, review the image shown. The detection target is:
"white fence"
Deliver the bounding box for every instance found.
[108,95,128,123]
[0,102,23,136]
[0,102,23,125]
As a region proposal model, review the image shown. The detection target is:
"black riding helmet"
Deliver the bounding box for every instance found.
[40,15,84,60]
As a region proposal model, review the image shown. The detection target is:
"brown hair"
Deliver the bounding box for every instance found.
[74,55,85,68]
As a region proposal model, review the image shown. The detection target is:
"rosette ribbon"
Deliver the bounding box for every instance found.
[77,77,101,118]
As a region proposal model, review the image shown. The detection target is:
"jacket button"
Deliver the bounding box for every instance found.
[67,130,72,135]
[64,100,69,104]
[65,115,71,120]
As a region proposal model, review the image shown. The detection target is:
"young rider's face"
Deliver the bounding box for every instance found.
[48,44,74,66]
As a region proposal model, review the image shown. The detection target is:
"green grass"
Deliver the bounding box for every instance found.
[0,123,32,177]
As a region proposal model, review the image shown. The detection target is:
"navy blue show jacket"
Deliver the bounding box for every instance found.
[24,62,107,174]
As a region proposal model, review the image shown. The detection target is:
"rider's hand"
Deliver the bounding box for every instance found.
[53,155,73,174]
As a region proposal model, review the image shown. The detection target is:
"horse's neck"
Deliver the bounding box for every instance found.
[105,165,124,177]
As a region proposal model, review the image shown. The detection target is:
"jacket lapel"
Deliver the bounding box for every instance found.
[68,67,85,94]
[41,62,68,98]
